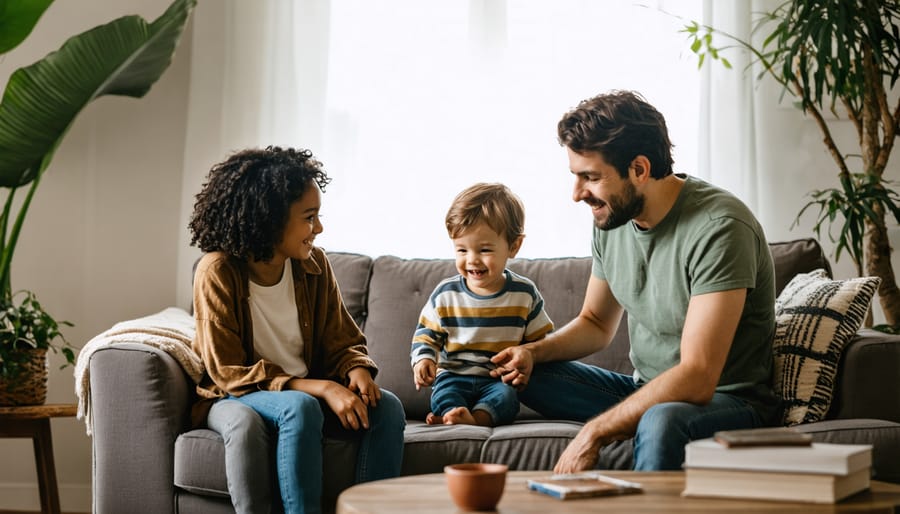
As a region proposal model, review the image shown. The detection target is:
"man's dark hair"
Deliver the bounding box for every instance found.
[557,90,674,179]
[189,145,330,262]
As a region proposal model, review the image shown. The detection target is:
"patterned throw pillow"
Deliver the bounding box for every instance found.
[773,269,880,426]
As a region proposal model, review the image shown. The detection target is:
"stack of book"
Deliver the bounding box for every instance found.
[682,427,873,504]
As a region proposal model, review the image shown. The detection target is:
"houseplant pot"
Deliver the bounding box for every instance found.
[0,290,72,406]
[0,348,48,405]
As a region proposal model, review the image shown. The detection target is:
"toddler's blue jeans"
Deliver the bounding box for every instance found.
[431,372,519,425]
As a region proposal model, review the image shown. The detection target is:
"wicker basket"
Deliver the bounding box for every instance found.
[0,348,48,406]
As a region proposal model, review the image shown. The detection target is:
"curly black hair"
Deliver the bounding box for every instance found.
[558,90,674,179]
[188,146,331,262]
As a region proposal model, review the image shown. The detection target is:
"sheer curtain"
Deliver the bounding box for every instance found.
[177,0,711,305]
[697,0,758,208]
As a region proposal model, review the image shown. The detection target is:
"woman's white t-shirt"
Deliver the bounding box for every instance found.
[248,258,308,377]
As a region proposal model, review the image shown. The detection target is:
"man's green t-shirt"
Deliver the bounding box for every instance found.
[592,175,777,422]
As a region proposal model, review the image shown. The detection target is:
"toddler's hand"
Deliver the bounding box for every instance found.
[413,359,436,390]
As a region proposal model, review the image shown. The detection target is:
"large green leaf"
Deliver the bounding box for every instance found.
[0,0,197,187]
[0,0,55,55]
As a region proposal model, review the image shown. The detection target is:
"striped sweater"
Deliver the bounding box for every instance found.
[410,269,554,377]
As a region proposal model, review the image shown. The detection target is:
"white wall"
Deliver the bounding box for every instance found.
[0,0,192,511]
[0,1,896,512]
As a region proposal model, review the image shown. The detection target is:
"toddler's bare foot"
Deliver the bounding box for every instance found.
[442,407,478,425]
[425,412,443,425]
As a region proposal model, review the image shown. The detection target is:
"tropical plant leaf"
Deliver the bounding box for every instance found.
[0,0,196,187]
[0,0,54,55]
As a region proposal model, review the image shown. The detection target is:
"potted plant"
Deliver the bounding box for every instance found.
[683,1,900,326]
[0,0,196,404]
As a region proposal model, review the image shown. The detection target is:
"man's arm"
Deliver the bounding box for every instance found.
[491,275,623,387]
[553,287,746,473]
[535,275,624,360]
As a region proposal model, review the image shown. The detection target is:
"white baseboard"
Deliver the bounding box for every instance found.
[0,482,91,513]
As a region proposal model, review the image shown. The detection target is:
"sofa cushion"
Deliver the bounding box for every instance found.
[325,251,374,329]
[768,238,833,296]
[364,256,458,420]
[773,269,880,425]
[174,429,229,497]
[174,429,358,503]
[402,422,491,474]
[479,420,582,470]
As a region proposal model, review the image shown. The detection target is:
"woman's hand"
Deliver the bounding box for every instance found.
[347,366,381,407]
[323,381,371,430]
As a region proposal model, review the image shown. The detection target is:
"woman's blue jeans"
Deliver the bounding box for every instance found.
[207,388,405,514]
[518,361,762,470]
[430,372,519,425]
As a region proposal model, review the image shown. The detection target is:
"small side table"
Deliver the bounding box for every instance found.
[0,403,77,514]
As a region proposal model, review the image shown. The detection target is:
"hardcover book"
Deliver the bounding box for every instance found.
[682,467,871,503]
[685,438,872,475]
[526,472,643,500]
[713,426,813,447]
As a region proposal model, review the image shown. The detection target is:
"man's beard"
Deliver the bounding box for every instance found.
[593,181,645,231]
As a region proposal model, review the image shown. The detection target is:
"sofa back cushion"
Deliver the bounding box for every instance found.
[362,256,456,419]
[769,238,832,296]
[326,252,374,329]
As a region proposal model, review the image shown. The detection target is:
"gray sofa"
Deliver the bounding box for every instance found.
[86,238,900,513]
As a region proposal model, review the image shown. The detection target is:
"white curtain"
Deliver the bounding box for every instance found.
[696,0,817,242]
[697,0,759,209]
[176,0,712,305]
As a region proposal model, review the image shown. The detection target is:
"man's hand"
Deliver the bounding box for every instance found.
[347,366,381,407]
[490,345,534,390]
[554,421,604,473]
[413,359,436,390]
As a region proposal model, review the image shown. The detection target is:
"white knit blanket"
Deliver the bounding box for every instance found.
[74,307,204,435]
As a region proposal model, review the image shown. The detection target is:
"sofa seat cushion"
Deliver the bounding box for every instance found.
[480,421,581,470]
[478,421,633,471]
[174,429,229,497]
[174,429,359,502]
[402,422,491,475]
[402,420,634,476]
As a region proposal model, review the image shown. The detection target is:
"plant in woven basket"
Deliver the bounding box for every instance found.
[0,290,74,402]
[0,0,196,400]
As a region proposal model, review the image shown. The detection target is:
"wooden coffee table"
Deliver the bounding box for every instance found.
[337,470,900,513]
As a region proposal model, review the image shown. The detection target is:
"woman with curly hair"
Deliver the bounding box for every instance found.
[188,146,405,514]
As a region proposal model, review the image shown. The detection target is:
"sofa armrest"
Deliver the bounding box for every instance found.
[827,329,900,423]
[89,343,192,514]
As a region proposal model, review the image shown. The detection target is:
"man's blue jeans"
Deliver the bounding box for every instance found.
[518,361,762,470]
[431,372,519,425]
[208,389,405,514]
